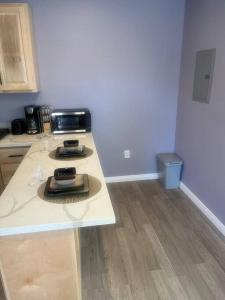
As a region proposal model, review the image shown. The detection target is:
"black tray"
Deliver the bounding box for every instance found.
[55,146,87,158]
[44,174,89,197]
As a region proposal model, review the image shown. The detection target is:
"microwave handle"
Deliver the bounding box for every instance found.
[51,112,86,116]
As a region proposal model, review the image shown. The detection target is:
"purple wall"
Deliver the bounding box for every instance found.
[176,0,225,223]
[0,0,185,176]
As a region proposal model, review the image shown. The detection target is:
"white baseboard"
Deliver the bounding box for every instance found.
[105,173,159,183]
[180,182,225,236]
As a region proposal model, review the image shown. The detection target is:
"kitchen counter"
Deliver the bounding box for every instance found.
[0,133,115,300]
[0,133,116,236]
[0,133,36,148]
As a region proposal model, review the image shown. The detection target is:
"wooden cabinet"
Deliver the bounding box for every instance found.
[0,146,29,194]
[0,3,38,93]
[1,163,20,186]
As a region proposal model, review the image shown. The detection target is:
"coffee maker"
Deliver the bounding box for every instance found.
[24,105,41,134]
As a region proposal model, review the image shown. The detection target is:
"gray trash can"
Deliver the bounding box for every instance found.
[157,153,183,189]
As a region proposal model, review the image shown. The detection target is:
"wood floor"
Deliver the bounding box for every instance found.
[81,180,225,300]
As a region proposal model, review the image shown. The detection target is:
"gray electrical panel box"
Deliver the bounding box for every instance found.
[192,49,216,104]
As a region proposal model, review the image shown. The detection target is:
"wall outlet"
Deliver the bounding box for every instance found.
[124,149,131,159]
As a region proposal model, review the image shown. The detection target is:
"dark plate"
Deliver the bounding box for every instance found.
[55,146,87,158]
[44,174,89,197]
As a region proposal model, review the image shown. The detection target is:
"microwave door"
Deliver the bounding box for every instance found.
[53,115,87,133]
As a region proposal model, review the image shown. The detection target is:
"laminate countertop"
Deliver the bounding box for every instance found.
[0,133,115,236]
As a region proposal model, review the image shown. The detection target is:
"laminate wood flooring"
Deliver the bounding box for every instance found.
[81,180,225,300]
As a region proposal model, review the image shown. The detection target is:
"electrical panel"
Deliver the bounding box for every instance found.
[192,49,216,104]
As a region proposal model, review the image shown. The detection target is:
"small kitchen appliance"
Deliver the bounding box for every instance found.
[50,108,91,134]
[11,119,26,135]
[24,105,41,134]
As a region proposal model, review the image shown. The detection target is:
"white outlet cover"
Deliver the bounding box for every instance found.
[124,150,131,159]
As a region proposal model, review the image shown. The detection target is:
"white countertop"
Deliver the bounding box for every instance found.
[0,133,115,236]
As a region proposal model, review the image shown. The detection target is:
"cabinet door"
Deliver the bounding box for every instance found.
[0,147,29,194]
[0,146,28,164]
[1,163,19,186]
[0,4,38,92]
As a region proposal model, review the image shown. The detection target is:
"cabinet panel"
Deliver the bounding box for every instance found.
[0,14,28,85]
[0,146,29,193]
[0,4,38,92]
[1,163,19,186]
[0,147,28,164]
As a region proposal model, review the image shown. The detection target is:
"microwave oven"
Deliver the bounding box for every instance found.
[50,108,91,134]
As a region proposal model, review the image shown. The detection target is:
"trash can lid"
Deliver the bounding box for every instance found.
[157,153,183,166]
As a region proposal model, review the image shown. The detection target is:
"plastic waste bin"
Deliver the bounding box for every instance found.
[157,153,183,189]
